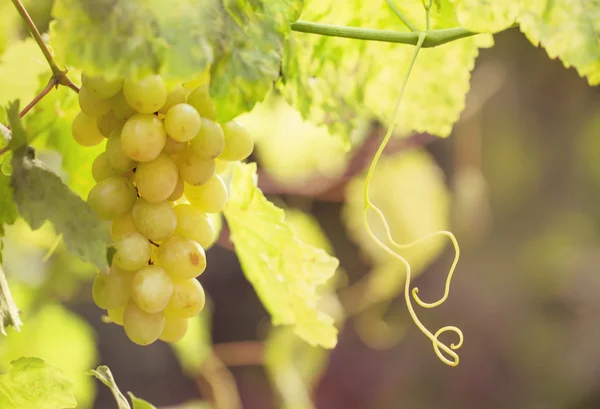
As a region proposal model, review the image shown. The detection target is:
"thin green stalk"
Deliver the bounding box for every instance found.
[385,0,419,32]
[291,20,477,48]
[423,0,434,31]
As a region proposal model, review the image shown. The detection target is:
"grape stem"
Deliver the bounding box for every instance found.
[385,0,419,32]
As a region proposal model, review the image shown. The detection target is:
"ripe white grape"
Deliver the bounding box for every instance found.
[159,316,189,343]
[123,301,165,346]
[184,174,228,213]
[158,235,206,279]
[107,305,126,326]
[164,103,202,142]
[92,152,121,182]
[105,129,138,172]
[190,118,224,159]
[134,153,178,202]
[110,91,137,120]
[81,73,123,99]
[174,204,215,248]
[131,265,173,313]
[121,114,167,162]
[97,111,125,138]
[219,121,254,161]
[186,84,217,120]
[113,232,151,271]
[92,266,134,309]
[111,211,138,240]
[123,75,168,114]
[164,278,206,318]
[176,146,215,186]
[167,177,184,202]
[87,176,137,220]
[163,137,187,154]
[159,84,187,114]
[72,111,105,147]
[131,199,177,241]
[79,85,111,116]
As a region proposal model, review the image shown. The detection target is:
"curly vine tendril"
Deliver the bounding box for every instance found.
[360,32,463,367]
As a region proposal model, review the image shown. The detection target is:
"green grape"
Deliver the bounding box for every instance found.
[110,91,137,120]
[134,153,178,203]
[164,278,206,318]
[176,146,215,186]
[113,232,151,271]
[174,204,215,248]
[159,316,189,343]
[107,305,126,326]
[92,266,134,309]
[121,114,167,162]
[190,118,224,159]
[131,265,173,313]
[131,199,177,241]
[105,128,138,172]
[78,85,111,116]
[186,84,217,120]
[163,137,187,154]
[87,176,137,220]
[158,235,206,279]
[219,121,254,161]
[167,177,184,201]
[123,301,165,346]
[111,211,138,240]
[184,174,228,213]
[72,111,105,147]
[164,103,202,142]
[81,73,123,99]
[123,75,168,114]
[97,111,125,138]
[215,159,229,174]
[92,152,121,182]
[159,84,186,114]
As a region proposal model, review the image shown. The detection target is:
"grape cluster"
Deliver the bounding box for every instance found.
[73,73,253,345]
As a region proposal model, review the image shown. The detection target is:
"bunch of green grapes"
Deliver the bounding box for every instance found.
[73,73,254,345]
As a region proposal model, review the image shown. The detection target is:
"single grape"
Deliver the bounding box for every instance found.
[121,114,167,162]
[134,153,178,203]
[78,85,111,117]
[164,103,202,142]
[113,232,151,271]
[97,111,125,138]
[159,316,189,343]
[184,174,228,213]
[190,118,224,159]
[174,204,215,248]
[186,84,217,120]
[164,278,206,318]
[219,121,254,161]
[123,75,168,114]
[159,84,186,114]
[111,210,138,240]
[131,265,173,313]
[87,176,137,220]
[92,266,134,309]
[158,235,206,279]
[163,137,187,154]
[176,146,215,186]
[131,199,177,241]
[72,111,104,147]
[107,305,126,326]
[105,128,138,172]
[167,177,184,201]
[81,73,123,99]
[109,91,137,120]
[123,301,165,346]
[92,152,121,182]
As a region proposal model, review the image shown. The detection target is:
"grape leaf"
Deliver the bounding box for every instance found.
[279,0,493,146]
[129,393,157,409]
[86,366,130,409]
[455,0,518,33]
[9,145,110,270]
[224,162,339,348]
[0,173,18,264]
[6,101,27,151]
[0,357,77,409]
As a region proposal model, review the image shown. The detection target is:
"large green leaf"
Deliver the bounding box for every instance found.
[0,173,18,263]
[0,357,76,409]
[224,162,339,348]
[455,0,518,32]
[280,0,493,146]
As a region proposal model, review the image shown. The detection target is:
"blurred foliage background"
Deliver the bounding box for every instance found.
[2,2,600,409]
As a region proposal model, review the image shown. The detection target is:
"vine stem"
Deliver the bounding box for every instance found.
[19,77,58,118]
[385,0,419,32]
